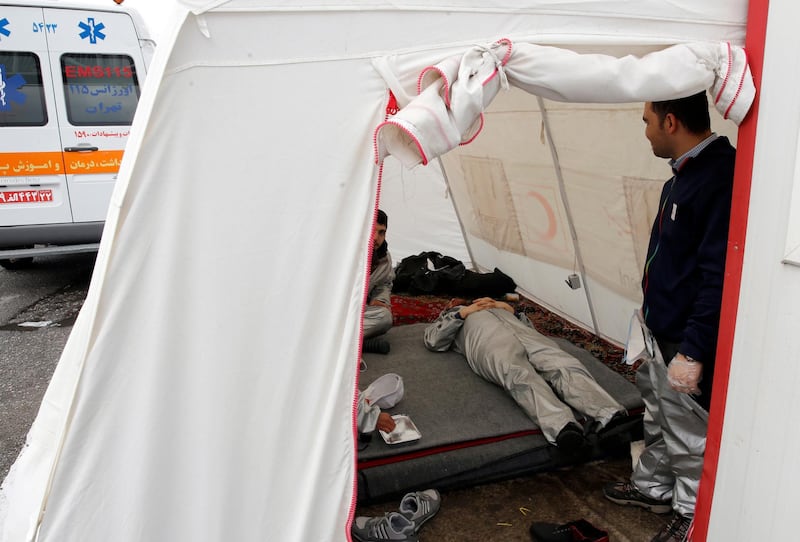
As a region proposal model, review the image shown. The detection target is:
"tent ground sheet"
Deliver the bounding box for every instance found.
[356,323,643,503]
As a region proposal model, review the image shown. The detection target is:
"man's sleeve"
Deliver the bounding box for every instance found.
[423,308,465,351]
[681,176,734,363]
[369,254,395,306]
[356,390,381,433]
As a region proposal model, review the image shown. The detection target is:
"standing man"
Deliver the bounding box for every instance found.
[603,92,736,542]
[362,209,394,354]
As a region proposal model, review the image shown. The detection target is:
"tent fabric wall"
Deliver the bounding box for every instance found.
[0,1,755,541]
[378,158,471,265]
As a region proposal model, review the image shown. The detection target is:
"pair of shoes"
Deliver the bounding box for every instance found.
[352,489,441,542]
[529,518,609,541]
[650,512,692,542]
[602,481,672,514]
[555,422,587,454]
[363,337,391,354]
[352,512,417,541]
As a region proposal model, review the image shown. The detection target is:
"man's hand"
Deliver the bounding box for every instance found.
[459,297,495,318]
[667,354,702,395]
[459,297,515,318]
[376,412,396,433]
[368,300,390,310]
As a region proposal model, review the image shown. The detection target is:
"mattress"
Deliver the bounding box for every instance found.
[356,323,643,502]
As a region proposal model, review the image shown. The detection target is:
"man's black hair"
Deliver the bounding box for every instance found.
[651,91,711,135]
[377,209,388,228]
[372,209,389,269]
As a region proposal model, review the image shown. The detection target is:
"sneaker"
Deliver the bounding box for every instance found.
[352,512,418,542]
[603,481,672,514]
[398,488,441,532]
[650,512,692,542]
[555,422,587,454]
[363,337,391,354]
[529,519,609,541]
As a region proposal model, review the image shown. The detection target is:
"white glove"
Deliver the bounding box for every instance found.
[667,355,702,395]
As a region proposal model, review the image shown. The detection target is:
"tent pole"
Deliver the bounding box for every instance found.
[536,96,600,335]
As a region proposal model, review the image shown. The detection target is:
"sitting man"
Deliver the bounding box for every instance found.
[362,209,394,354]
[423,297,629,453]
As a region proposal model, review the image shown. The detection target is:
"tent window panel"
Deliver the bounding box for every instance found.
[0,52,48,127]
[457,155,526,256]
[509,170,573,267]
[623,176,664,274]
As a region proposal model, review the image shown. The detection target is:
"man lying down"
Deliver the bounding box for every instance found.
[424,297,630,454]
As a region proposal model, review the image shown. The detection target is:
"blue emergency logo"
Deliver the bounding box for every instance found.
[78,17,105,44]
[0,64,27,111]
[0,17,11,38]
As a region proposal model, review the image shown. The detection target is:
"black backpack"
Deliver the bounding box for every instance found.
[393,251,516,298]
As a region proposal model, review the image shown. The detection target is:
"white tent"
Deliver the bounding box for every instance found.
[3,0,797,540]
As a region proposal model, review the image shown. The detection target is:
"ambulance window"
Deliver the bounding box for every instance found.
[0,52,48,127]
[60,53,140,126]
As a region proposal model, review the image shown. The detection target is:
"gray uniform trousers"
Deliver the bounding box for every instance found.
[424,308,624,444]
[631,342,709,517]
[363,305,392,338]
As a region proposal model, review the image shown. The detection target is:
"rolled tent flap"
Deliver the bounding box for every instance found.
[375,40,755,168]
[374,39,512,166]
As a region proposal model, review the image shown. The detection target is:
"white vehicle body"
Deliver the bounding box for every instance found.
[0,0,153,265]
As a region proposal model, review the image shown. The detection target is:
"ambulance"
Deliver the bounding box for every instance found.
[0,1,154,269]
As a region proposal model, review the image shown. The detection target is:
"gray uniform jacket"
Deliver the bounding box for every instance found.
[363,253,394,339]
[356,391,380,433]
[424,307,624,443]
[368,253,394,306]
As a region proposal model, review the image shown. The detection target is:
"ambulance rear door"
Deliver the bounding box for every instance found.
[0,5,70,225]
[42,6,145,222]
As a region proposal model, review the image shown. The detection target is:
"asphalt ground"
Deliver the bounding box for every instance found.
[0,253,96,479]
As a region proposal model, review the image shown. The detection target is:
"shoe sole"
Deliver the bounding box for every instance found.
[352,529,418,542]
[604,493,672,514]
[411,504,440,532]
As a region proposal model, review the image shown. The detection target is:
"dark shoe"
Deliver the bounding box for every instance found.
[650,512,692,542]
[363,337,391,354]
[529,519,609,541]
[603,481,672,514]
[595,412,640,444]
[555,422,587,454]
